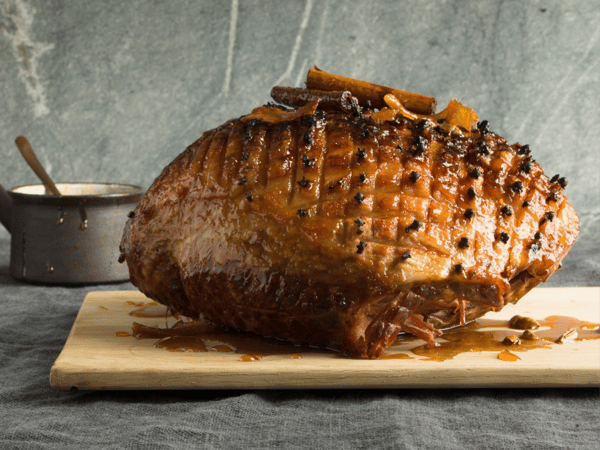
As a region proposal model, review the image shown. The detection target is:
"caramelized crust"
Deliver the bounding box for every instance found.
[120,109,579,358]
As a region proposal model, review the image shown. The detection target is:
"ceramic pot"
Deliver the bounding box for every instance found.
[0,182,143,284]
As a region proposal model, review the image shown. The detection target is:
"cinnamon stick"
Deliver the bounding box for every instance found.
[271,86,359,112]
[305,67,437,115]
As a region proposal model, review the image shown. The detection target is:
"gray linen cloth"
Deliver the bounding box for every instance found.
[0,238,598,449]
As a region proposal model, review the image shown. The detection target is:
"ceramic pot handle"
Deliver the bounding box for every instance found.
[0,184,12,233]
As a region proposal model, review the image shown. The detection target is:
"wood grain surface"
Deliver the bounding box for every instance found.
[50,287,600,390]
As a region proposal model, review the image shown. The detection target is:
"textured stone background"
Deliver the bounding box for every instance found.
[0,0,598,283]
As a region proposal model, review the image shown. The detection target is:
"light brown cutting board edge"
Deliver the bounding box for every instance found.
[49,287,600,390]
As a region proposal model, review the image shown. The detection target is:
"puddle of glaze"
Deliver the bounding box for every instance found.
[404,316,599,362]
[131,320,332,360]
[121,297,599,362]
[129,304,170,318]
[498,350,520,362]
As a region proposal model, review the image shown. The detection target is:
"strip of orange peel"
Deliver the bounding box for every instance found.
[241,99,320,124]
[372,94,479,133]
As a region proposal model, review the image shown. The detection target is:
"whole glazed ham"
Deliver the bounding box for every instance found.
[120,68,579,358]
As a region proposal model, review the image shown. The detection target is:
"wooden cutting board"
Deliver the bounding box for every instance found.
[50,287,599,390]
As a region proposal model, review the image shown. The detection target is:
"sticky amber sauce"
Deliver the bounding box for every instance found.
[130,318,330,360]
[392,316,599,362]
[129,303,170,318]
[120,298,599,362]
[498,350,520,362]
[155,336,207,353]
[125,301,149,307]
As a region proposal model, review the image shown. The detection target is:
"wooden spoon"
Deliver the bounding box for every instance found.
[15,136,61,196]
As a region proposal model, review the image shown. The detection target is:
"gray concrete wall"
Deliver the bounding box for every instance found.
[1,0,598,283]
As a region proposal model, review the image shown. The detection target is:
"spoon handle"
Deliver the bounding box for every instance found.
[15,136,61,196]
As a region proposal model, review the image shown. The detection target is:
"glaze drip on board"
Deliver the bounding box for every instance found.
[118,302,600,362]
